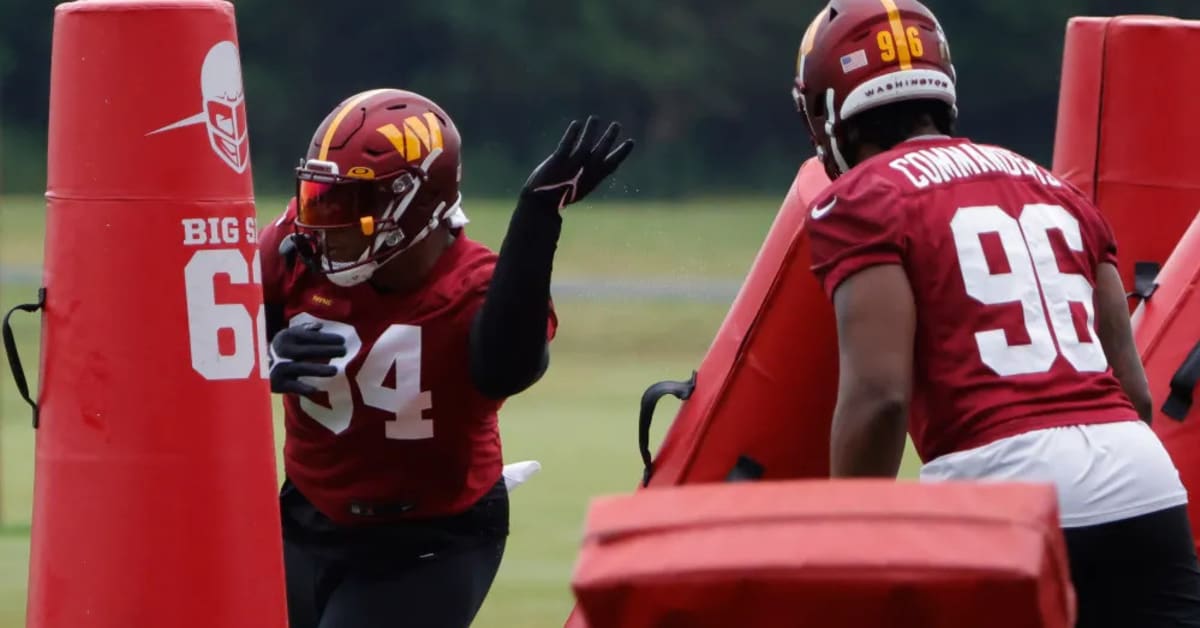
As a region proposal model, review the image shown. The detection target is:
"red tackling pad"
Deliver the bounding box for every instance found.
[571,480,1075,628]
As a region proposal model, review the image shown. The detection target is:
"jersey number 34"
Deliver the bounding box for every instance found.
[950,203,1108,377]
[290,312,434,440]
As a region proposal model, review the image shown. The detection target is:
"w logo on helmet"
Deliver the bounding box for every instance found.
[376,113,444,162]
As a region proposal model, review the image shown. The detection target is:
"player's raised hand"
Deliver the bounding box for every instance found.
[521,115,635,211]
[269,322,345,395]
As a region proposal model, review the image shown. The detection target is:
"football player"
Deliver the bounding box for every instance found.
[258,88,633,628]
[794,1,1200,625]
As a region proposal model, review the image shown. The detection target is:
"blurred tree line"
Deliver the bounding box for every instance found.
[2,0,1198,199]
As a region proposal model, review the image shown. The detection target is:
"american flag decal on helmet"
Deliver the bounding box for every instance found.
[841,49,869,74]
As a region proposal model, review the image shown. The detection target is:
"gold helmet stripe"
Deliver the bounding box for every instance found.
[317,89,393,160]
[880,0,914,70]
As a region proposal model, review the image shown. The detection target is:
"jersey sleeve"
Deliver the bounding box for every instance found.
[455,252,557,335]
[807,175,908,299]
[258,199,298,305]
[1083,200,1119,269]
[1092,210,1119,268]
[457,257,496,323]
[1060,181,1118,268]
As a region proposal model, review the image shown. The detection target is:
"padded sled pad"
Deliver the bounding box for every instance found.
[571,480,1075,628]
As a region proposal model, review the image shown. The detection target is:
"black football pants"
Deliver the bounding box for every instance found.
[1066,504,1200,627]
[280,480,508,628]
[284,535,505,628]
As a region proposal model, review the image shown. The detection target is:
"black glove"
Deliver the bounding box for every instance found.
[269,322,346,395]
[521,115,635,210]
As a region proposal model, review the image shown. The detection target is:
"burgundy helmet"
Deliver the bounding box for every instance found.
[294,88,463,286]
[793,0,957,180]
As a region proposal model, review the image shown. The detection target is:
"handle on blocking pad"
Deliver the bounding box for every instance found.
[2,288,45,428]
[639,370,697,487]
[1163,341,1200,421]
[1126,261,1160,302]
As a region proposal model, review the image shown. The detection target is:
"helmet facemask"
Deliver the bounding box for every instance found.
[795,77,849,181]
[293,151,460,287]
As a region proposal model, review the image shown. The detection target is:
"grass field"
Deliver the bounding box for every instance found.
[0,193,921,627]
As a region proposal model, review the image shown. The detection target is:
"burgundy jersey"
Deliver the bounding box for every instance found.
[807,136,1137,463]
[260,200,557,524]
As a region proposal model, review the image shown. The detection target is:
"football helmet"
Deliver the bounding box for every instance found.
[793,0,957,180]
[293,88,463,287]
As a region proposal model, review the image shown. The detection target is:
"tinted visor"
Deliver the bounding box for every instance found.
[296,178,384,229]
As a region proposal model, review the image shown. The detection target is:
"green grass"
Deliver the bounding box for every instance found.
[0,194,921,627]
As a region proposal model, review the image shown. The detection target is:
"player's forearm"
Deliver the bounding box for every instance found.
[1112,354,1153,423]
[1111,336,1153,423]
[829,395,908,478]
[1094,263,1153,423]
[468,198,562,399]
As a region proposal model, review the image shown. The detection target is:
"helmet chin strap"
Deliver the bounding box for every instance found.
[325,254,379,287]
[322,237,381,287]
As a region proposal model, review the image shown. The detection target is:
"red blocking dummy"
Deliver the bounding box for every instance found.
[30,2,285,627]
[643,157,836,486]
[565,158,836,627]
[1051,16,1200,295]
